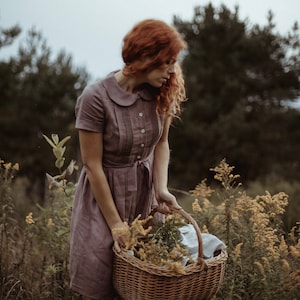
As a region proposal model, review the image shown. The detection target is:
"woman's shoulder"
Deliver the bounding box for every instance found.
[78,72,116,105]
[81,76,109,98]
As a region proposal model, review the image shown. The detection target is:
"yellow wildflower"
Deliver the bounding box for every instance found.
[281,259,290,273]
[278,235,288,257]
[192,199,202,213]
[137,247,147,260]
[47,218,55,228]
[25,212,35,225]
[266,245,280,261]
[254,261,265,275]
[202,198,212,211]
[13,163,19,171]
[3,162,11,170]
[190,179,214,198]
[261,257,270,270]
[121,213,191,274]
[164,260,186,275]
[232,243,243,259]
[289,245,300,258]
[201,224,209,233]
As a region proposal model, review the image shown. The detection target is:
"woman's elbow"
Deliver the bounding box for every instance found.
[82,159,103,177]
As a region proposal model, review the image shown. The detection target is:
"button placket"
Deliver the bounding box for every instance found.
[137,110,145,161]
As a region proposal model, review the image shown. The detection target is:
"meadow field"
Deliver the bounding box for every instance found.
[1,135,299,299]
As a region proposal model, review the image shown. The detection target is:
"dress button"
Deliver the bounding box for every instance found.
[137,155,141,159]
[141,143,145,147]
[141,129,145,133]
[138,112,144,117]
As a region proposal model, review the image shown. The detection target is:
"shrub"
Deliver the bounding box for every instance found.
[191,159,300,299]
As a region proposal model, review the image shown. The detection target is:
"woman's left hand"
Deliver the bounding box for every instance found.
[156,190,181,214]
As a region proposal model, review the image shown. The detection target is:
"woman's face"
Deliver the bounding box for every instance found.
[143,59,177,88]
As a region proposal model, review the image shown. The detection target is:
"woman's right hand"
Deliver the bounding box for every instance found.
[111,222,130,253]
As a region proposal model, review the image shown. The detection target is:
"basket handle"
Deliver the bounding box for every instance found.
[151,207,208,270]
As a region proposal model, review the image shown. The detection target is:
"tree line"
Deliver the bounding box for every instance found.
[1,3,300,199]
[169,4,300,189]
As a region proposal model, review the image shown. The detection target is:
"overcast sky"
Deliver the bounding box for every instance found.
[1,0,299,81]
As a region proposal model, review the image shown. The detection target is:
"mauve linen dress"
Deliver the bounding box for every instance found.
[70,71,165,299]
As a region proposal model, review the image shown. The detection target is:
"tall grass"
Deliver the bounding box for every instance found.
[0,137,299,299]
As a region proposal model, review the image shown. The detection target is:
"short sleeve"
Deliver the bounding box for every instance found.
[75,83,105,133]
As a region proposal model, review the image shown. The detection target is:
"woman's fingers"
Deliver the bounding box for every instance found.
[114,240,121,253]
[157,202,171,214]
[111,224,130,251]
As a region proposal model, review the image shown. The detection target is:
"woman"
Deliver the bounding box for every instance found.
[70,19,187,300]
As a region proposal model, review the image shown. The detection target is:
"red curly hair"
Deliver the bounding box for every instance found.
[122,19,187,116]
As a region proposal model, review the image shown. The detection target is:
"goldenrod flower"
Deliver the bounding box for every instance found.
[254,261,265,275]
[281,259,290,273]
[13,163,19,171]
[279,235,289,257]
[121,213,192,274]
[201,224,209,233]
[25,212,35,225]
[47,218,55,228]
[232,243,243,259]
[261,257,270,270]
[165,260,186,275]
[289,245,300,258]
[3,162,11,170]
[190,179,214,198]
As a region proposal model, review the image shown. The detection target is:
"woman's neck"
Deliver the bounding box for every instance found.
[114,70,143,93]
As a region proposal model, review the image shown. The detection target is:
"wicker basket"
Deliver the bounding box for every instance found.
[113,209,227,300]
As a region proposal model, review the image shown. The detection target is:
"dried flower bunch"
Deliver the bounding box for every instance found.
[119,213,193,275]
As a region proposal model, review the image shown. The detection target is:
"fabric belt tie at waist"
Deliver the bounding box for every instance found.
[103,159,151,192]
[129,160,151,192]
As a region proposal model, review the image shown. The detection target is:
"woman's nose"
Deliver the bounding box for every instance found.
[168,63,176,74]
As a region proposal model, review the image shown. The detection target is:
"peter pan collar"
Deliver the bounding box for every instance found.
[103,71,154,106]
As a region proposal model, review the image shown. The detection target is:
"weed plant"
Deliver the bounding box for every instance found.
[191,159,300,299]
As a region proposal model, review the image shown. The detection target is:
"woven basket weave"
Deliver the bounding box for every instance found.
[113,209,227,300]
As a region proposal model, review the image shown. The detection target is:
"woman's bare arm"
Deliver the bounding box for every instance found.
[78,129,128,249]
[153,117,181,211]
